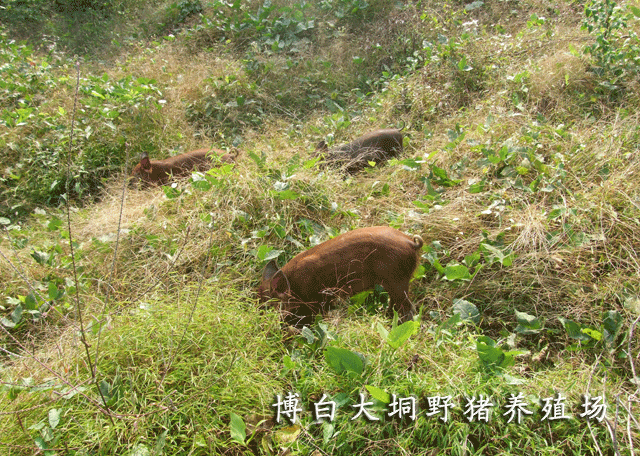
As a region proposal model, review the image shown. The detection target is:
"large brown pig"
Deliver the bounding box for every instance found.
[258,226,423,326]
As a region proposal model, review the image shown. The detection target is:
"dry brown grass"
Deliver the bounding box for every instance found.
[72,178,165,240]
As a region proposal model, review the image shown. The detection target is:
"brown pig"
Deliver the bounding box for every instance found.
[131,148,238,186]
[258,226,423,326]
[315,129,403,174]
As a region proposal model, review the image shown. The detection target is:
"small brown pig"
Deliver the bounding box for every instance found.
[316,129,403,174]
[131,148,237,186]
[258,226,423,326]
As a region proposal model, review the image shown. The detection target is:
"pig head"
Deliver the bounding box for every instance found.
[258,226,423,326]
[131,148,237,186]
[316,129,403,174]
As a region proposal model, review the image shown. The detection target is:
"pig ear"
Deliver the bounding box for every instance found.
[264,260,289,293]
[262,259,280,282]
[140,153,151,171]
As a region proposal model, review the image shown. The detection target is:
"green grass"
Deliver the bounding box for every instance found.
[1,0,640,454]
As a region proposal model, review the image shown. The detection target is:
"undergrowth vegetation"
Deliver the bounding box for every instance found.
[1,0,639,454]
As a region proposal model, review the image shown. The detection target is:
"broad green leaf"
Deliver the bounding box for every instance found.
[514,310,541,334]
[413,264,426,280]
[230,412,246,444]
[154,430,168,454]
[11,304,23,324]
[443,264,471,281]
[365,385,390,403]
[386,321,419,349]
[558,317,592,342]
[1,317,16,328]
[477,341,505,366]
[34,437,48,450]
[324,347,363,375]
[477,337,514,370]
[162,185,181,199]
[283,355,296,370]
[47,218,63,231]
[191,174,212,191]
[452,299,480,324]
[477,335,496,347]
[48,282,63,301]
[463,252,481,268]
[30,250,50,266]
[468,179,486,193]
[439,313,461,331]
[376,322,389,341]
[128,444,150,456]
[256,245,283,262]
[99,380,112,403]
[479,243,514,266]
[603,310,623,346]
[322,422,334,444]
[301,326,317,345]
[48,408,60,429]
[581,327,602,341]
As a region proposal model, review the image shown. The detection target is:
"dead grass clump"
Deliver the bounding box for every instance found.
[510,202,552,254]
[73,178,165,241]
[529,49,593,119]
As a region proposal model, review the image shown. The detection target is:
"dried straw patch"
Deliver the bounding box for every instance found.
[1,318,87,385]
[510,202,552,254]
[421,189,490,252]
[72,178,166,242]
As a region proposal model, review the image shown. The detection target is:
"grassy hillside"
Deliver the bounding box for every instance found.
[1,0,639,454]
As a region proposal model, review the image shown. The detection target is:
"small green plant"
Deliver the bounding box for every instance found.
[185,73,265,138]
[348,285,388,316]
[452,299,480,324]
[299,321,334,353]
[324,345,365,376]
[376,319,420,350]
[559,310,624,354]
[419,232,514,287]
[582,0,640,93]
[319,0,369,21]
[514,310,542,335]
[229,412,247,445]
[29,408,62,454]
[199,0,315,53]
[476,335,525,373]
[161,0,203,33]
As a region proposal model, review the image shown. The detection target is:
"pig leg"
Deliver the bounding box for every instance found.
[386,280,415,323]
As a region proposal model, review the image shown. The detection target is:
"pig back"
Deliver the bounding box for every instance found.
[279,226,421,303]
[339,129,402,156]
[325,129,403,173]
[161,149,210,172]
